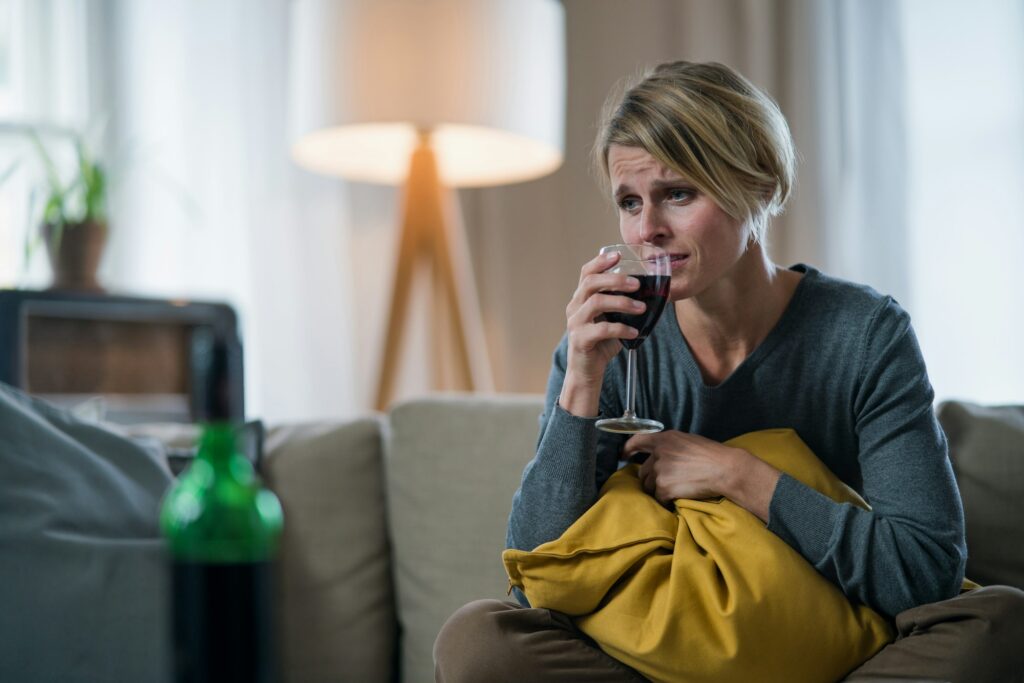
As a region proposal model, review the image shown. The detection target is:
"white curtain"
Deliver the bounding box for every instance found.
[812,0,909,304]
[98,0,358,423]
[458,0,822,395]
[0,0,94,288]
[901,0,1024,404]
[808,0,1024,404]
[462,0,1024,406]
[10,0,1019,419]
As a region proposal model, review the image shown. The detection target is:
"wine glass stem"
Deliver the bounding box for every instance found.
[624,347,638,420]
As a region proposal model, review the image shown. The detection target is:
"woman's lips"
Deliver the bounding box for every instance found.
[669,254,690,270]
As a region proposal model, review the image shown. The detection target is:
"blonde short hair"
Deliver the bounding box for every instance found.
[594,61,796,243]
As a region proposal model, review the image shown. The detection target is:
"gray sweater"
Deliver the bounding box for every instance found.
[507,264,966,618]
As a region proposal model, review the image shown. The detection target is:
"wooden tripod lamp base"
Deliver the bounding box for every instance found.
[373,132,491,411]
[289,1,565,412]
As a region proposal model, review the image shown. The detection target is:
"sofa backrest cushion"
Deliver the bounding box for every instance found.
[937,400,1024,589]
[263,418,396,683]
[385,393,543,683]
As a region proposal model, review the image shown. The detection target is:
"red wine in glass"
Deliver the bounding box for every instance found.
[603,274,670,349]
[595,244,671,434]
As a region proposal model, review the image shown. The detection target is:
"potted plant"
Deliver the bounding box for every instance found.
[29,130,109,292]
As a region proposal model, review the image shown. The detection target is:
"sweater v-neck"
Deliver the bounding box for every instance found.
[665,263,817,393]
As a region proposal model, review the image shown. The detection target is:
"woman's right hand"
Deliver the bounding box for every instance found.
[559,251,645,417]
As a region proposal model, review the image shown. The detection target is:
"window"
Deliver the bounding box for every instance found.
[1,0,26,286]
[0,0,91,288]
[902,0,1024,403]
[0,0,21,113]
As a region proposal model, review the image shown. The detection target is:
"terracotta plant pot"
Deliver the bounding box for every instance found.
[43,219,108,292]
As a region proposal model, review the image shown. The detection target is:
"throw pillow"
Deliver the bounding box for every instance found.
[0,382,174,682]
[937,400,1024,589]
[503,428,893,683]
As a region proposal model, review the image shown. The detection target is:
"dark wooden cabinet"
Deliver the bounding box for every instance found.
[0,289,244,423]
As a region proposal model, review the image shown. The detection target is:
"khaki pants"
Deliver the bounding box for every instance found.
[434,585,1024,683]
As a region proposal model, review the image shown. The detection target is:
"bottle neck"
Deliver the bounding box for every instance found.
[196,421,238,466]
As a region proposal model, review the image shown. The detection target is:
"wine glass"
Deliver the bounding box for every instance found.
[595,244,671,434]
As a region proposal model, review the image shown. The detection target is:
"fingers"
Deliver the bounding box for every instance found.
[627,451,650,465]
[635,451,675,506]
[637,455,655,493]
[568,318,638,349]
[621,433,658,459]
[571,252,626,311]
[638,458,673,509]
[566,282,644,333]
[568,291,643,323]
[565,289,643,353]
[576,274,643,310]
[623,430,711,458]
[628,434,735,505]
[560,250,651,403]
[580,249,619,278]
[567,252,643,321]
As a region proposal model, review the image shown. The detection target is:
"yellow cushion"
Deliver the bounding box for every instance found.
[503,428,894,683]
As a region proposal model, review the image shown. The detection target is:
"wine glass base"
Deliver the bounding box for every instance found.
[595,416,664,434]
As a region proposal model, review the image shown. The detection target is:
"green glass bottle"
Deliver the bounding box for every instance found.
[161,329,283,683]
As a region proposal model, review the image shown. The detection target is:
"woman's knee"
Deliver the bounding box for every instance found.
[935,584,1024,679]
[434,599,519,682]
[974,585,1024,641]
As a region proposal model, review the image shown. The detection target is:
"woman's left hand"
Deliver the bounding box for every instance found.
[622,431,781,522]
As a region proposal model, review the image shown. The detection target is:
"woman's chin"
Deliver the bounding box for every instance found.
[668,277,697,302]
[669,287,693,303]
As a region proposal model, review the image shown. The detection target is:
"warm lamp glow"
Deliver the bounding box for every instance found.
[288,0,566,409]
[288,0,566,187]
[291,123,563,188]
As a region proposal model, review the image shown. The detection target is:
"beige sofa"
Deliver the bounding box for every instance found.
[263,393,543,683]
[7,384,1013,682]
[255,393,1024,683]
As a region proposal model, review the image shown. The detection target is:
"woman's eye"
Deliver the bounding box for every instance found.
[618,197,641,212]
[668,188,693,202]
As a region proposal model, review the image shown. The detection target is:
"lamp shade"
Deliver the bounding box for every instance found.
[289,0,566,187]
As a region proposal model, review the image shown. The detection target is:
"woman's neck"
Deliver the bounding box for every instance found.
[674,245,801,384]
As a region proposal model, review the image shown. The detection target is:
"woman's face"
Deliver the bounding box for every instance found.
[608,144,752,302]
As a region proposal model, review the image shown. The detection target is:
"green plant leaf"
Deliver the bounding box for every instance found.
[43,194,64,225]
[28,129,67,226]
[23,187,42,266]
[23,122,110,244]
[74,134,107,222]
[87,167,106,220]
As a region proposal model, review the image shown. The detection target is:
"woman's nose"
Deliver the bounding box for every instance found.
[640,206,670,243]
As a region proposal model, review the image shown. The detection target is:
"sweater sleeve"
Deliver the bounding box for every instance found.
[506,337,623,555]
[766,297,967,617]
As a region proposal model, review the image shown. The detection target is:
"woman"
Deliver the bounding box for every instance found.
[435,61,1023,683]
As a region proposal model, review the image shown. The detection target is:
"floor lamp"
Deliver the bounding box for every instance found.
[289,0,566,410]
